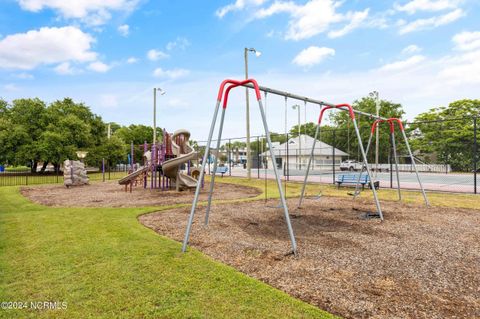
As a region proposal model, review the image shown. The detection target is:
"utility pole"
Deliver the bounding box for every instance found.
[244,47,261,179]
[370,91,380,178]
[153,87,166,146]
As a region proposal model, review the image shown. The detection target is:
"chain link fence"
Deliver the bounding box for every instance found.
[0,164,128,187]
[196,117,479,194]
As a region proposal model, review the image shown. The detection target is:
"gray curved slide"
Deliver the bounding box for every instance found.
[162,129,198,190]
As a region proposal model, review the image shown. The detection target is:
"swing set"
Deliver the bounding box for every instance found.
[351,118,429,206]
[181,78,428,256]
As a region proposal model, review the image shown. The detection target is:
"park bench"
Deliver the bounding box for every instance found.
[336,174,379,190]
[215,166,228,177]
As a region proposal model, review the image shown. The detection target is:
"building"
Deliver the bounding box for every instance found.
[260,134,349,170]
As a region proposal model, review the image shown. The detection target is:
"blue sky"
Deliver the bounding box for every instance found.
[1,0,480,139]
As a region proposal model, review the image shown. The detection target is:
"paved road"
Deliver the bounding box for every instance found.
[219,166,479,194]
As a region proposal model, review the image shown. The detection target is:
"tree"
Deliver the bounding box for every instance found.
[0,99,7,117]
[289,122,318,138]
[114,124,159,145]
[37,98,102,171]
[87,135,127,167]
[7,98,48,172]
[323,96,405,163]
[408,99,480,171]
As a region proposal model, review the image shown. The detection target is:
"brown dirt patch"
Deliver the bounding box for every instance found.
[140,197,480,319]
[20,180,260,207]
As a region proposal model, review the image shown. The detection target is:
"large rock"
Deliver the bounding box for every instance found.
[63,160,89,187]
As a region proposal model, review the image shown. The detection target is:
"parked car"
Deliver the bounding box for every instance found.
[340,160,363,171]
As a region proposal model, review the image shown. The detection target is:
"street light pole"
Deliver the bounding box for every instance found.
[370,91,380,178]
[153,87,165,145]
[244,47,261,179]
[292,104,301,169]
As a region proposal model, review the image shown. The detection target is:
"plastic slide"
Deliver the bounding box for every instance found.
[118,166,149,185]
[162,129,198,190]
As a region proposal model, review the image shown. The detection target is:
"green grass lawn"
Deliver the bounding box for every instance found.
[4,166,29,172]
[1,176,478,318]
[0,184,335,319]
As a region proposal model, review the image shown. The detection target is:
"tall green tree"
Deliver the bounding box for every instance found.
[409,99,480,171]
[7,98,48,172]
[289,122,318,139]
[320,96,405,163]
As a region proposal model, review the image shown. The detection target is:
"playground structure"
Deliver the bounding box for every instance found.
[118,129,200,192]
[182,78,430,256]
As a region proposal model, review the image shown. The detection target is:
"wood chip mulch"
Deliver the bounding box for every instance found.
[140,197,480,319]
[21,180,260,207]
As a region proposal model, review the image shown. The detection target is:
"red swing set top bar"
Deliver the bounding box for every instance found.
[317,103,356,124]
[370,118,405,134]
[217,79,262,108]
[240,82,388,121]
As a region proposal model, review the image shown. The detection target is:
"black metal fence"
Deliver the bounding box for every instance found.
[196,117,479,194]
[0,165,128,187]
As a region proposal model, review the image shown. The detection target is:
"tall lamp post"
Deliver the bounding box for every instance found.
[370,91,380,178]
[153,87,166,146]
[292,104,301,169]
[244,47,261,179]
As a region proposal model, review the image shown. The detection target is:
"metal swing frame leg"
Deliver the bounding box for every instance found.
[353,133,374,198]
[400,129,429,206]
[298,123,321,208]
[391,131,402,201]
[204,107,226,225]
[352,119,383,220]
[259,98,297,255]
[182,100,221,252]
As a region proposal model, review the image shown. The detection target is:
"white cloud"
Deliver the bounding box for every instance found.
[253,0,370,40]
[215,0,266,18]
[394,0,459,14]
[127,57,138,64]
[439,50,480,84]
[380,55,426,71]
[17,0,140,26]
[147,49,169,61]
[118,24,129,37]
[3,83,19,92]
[402,44,422,54]
[399,9,464,34]
[88,61,111,73]
[152,68,189,79]
[15,72,34,79]
[99,94,119,108]
[292,46,335,67]
[54,62,76,75]
[167,98,189,108]
[328,9,370,38]
[0,26,96,70]
[166,37,190,51]
[452,31,480,51]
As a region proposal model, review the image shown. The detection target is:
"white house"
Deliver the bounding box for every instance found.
[261,134,348,170]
